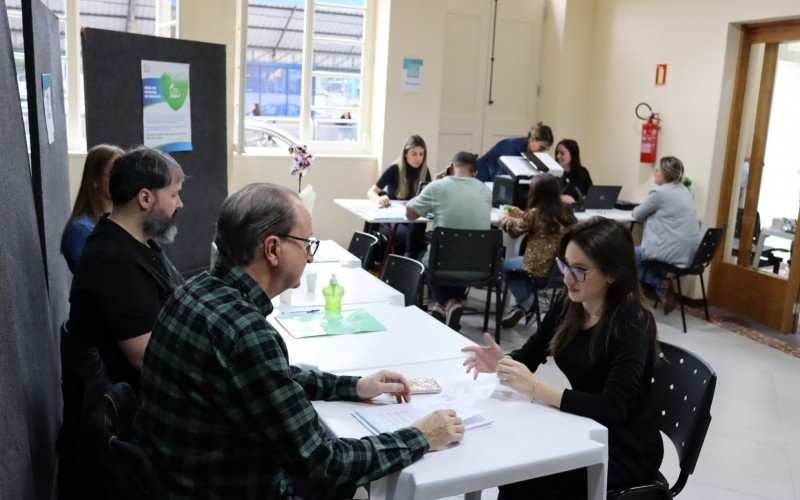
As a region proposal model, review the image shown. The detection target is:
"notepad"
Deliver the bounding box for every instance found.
[353,396,491,435]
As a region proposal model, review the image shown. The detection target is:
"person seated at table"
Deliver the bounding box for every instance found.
[136,183,465,499]
[60,144,123,272]
[406,152,492,331]
[555,139,593,205]
[476,122,554,182]
[632,156,701,314]
[367,134,431,258]
[498,174,577,328]
[462,217,663,499]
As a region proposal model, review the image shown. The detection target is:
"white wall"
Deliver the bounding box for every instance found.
[566,0,800,229]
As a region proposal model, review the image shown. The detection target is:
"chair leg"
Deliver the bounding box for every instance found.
[699,272,709,320]
[533,288,542,330]
[675,277,687,333]
[483,283,492,331]
[495,282,502,343]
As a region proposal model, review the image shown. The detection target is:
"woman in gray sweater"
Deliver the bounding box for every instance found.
[632,156,701,313]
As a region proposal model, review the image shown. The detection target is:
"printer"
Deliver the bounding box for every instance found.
[492,152,564,209]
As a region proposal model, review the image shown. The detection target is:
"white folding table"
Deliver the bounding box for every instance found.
[313,357,608,500]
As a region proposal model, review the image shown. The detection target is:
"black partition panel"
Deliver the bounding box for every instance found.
[0,2,60,498]
[82,28,228,275]
[23,0,71,332]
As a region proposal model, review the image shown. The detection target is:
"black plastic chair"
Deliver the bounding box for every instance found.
[348,231,379,270]
[427,227,504,340]
[649,227,727,333]
[608,341,716,499]
[379,254,426,307]
[500,263,564,332]
[87,382,166,499]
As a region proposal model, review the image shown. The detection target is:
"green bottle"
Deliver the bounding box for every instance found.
[322,274,345,311]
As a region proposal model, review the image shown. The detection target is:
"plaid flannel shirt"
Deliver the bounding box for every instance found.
[135,258,428,498]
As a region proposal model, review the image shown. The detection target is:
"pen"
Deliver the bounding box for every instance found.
[304,309,320,313]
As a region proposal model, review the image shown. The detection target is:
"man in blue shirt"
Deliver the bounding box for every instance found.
[476,122,554,182]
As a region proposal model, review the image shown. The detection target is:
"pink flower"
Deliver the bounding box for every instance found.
[289,145,315,176]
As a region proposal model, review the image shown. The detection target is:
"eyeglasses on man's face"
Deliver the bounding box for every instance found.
[276,234,320,256]
[555,257,589,282]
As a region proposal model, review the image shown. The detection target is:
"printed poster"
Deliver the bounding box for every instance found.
[402,58,423,93]
[141,60,192,152]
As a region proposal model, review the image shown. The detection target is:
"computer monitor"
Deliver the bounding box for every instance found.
[582,185,622,210]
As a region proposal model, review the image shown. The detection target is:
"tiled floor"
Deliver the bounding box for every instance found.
[433,290,800,499]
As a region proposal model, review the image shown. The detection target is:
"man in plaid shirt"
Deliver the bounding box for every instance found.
[135,183,464,499]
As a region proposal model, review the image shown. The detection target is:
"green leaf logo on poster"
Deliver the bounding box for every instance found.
[161,73,189,111]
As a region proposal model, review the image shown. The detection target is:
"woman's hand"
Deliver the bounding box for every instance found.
[377,195,391,207]
[434,164,453,180]
[560,194,576,205]
[496,357,536,397]
[508,206,524,218]
[498,210,510,223]
[461,332,505,379]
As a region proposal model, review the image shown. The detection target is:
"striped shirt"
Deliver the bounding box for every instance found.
[135,257,428,498]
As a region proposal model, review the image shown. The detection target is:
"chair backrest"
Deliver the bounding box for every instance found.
[427,227,504,285]
[348,231,379,270]
[379,254,425,307]
[88,382,166,499]
[210,241,218,270]
[688,226,727,272]
[650,342,716,496]
[733,208,762,241]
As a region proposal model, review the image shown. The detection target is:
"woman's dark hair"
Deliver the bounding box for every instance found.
[395,134,428,200]
[549,217,660,362]
[529,122,554,146]
[526,174,576,233]
[556,138,589,189]
[109,146,186,206]
[67,144,123,223]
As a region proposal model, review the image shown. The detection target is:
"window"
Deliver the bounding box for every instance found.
[244,0,368,152]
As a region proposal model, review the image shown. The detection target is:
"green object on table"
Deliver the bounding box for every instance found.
[277,308,386,339]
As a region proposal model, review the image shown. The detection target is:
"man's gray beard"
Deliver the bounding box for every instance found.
[143,212,178,245]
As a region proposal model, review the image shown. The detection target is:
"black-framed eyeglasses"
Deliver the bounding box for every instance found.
[276,234,320,256]
[555,257,589,282]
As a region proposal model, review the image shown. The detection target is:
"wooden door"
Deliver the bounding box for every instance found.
[708,20,800,333]
[437,0,544,168]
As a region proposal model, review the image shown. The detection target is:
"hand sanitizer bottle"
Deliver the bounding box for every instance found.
[322,274,345,311]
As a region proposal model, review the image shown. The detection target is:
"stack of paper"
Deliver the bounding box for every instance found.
[353,396,491,435]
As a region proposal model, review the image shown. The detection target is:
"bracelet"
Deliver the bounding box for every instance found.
[530,378,538,403]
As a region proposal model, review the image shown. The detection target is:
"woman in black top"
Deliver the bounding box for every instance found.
[463,217,663,499]
[556,139,593,205]
[367,135,431,258]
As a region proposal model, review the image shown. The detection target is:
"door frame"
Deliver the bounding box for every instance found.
[708,19,800,333]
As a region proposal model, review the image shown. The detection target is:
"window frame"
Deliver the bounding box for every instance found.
[239,0,375,156]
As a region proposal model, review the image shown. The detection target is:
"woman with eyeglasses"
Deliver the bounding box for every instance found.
[498,174,577,328]
[61,144,124,272]
[462,217,663,499]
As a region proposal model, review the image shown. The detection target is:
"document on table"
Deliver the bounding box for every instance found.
[353,396,491,435]
[277,308,386,339]
[350,203,410,222]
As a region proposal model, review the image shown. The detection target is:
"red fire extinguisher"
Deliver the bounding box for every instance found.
[636,102,660,164]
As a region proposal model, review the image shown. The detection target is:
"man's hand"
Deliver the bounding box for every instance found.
[357,370,411,403]
[412,409,465,451]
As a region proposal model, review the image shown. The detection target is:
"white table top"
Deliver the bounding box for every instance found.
[269,303,476,373]
[311,239,362,267]
[490,207,635,225]
[313,357,608,499]
[574,208,635,222]
[274,266,405,311]
[334,198,430,224]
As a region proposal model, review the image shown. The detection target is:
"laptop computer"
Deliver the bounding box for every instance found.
[416,181,430,196]
[582,185,622,210]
